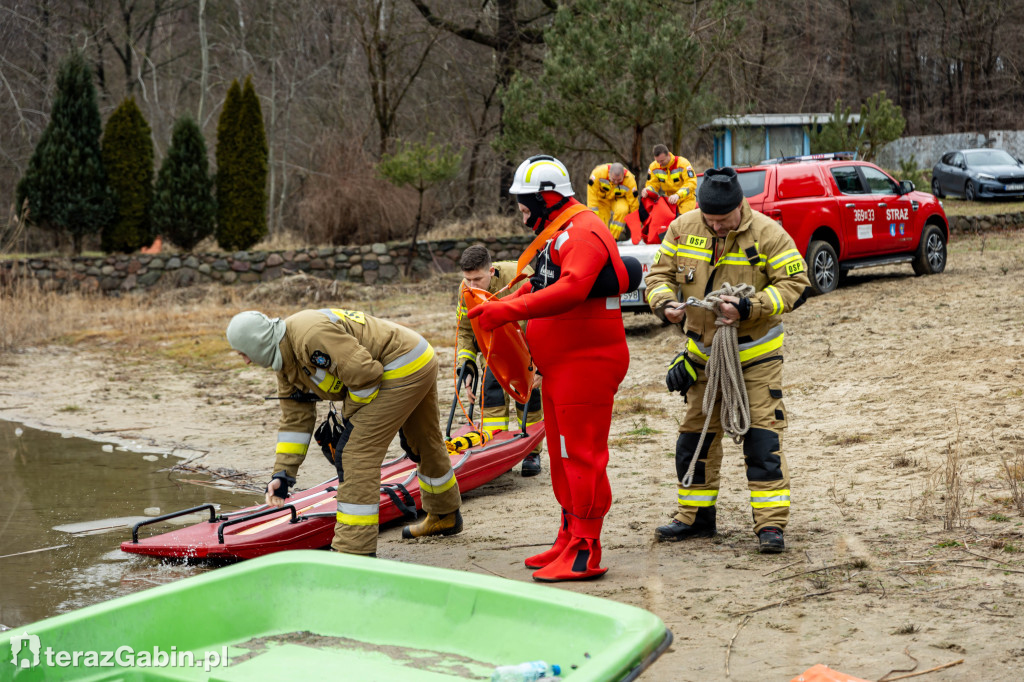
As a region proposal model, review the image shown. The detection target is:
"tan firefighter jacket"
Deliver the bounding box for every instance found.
[271,308,434,476]
[644,199,811,363]
[455,261,532,366]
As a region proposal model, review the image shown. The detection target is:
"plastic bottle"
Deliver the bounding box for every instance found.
[490,659,561,682]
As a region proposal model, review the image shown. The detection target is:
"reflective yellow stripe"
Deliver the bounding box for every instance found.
[525,161,566,182]
[764,286,783,315]
[336,513,379,526]
[319,308,366,325]
[678,246,712,262]
[312,367,344,393]
[382,338,434,380]
[678,489,718,507]
[336,501,379,525]
[456,349,476,362]
[687,327,785,363]
[750,489,790,508]
[685,337,709,362]
[418,469,457,495]
[276,431,311,455]
[646,284,674,305]
[349,386,379,404]
[770,252,802,269]
[739,332,783,362]
[658,239,678,253]
[318,373,342,393]
[482,417,507,435]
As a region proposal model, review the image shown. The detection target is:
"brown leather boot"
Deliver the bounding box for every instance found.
[401,510,463,539]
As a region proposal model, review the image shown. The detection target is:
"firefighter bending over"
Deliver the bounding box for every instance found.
[587,162,639,240]
[226,308,463,557]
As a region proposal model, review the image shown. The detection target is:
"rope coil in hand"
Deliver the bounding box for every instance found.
[681,282,755,488]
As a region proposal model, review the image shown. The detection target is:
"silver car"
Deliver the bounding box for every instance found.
[931,148,1024,200]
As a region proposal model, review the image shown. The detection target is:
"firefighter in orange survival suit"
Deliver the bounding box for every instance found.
[469,155,638,582]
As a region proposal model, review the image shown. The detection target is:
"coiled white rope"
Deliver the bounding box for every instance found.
[681,282,754,488]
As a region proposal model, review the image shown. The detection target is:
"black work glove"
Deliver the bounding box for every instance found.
[666,352,697,396]
[268,471,296,499]
[458,358,478,391]
[734,297,751,321]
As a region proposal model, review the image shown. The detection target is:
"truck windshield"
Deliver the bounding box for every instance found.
[697,170,766,198]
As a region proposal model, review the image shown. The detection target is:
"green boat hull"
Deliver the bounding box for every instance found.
[2,551,670,681]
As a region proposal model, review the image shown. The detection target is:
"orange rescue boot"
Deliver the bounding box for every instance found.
[531,516,607,582]
[524,509,571,569]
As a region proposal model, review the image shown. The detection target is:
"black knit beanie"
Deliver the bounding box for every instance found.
[698,167,744,215]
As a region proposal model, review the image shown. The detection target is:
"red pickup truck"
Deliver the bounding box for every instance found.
[617,154,949,310]
[730,155,949,294]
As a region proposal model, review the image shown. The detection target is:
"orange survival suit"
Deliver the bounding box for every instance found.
[469,192,632,582]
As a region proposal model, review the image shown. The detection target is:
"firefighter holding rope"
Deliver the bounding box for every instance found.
[645,168,811,553]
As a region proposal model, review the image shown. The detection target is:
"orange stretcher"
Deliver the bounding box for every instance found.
[462,285,536,404]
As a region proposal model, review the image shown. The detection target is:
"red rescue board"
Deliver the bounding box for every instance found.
[121,423,544,560]
[463,286,536,404]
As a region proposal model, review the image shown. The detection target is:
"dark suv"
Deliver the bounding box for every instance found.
[720,154,949,294]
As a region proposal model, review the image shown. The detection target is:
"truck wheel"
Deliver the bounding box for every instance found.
[807,240,838,295]
[912,225,947,276]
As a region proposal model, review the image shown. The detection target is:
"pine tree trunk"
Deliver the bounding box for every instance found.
[405,188,425,277]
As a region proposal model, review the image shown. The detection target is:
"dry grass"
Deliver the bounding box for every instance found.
[423,213,523,242]
[1000,448,1024,515]
[612,393,668,417]
[939,198,1024,217]
[0,277,246,370]
[0,271,462,373]
[942,417,971,531]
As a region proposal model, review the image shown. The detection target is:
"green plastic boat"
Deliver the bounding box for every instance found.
[1,551,671,681]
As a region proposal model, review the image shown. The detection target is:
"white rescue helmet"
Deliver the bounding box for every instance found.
[508,155,574,197]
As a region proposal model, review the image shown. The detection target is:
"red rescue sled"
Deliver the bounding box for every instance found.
[122,367,544,560]
[121,425,543,560]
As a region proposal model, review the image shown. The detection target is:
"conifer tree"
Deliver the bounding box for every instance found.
[215,77,268,251]
[153,115,216,251]
[15,51,114,254]
[214,79,242,248]
[101,97,155,253]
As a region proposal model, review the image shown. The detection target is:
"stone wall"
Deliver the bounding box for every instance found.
[876,130,1024,169]
[945,212,1024,234]
[0,235,533,294]
[0,217,1015,294]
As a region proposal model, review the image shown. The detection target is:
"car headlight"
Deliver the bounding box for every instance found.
[977,173,996,180]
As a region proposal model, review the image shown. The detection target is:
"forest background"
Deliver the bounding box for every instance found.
[2,0,1022,252]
